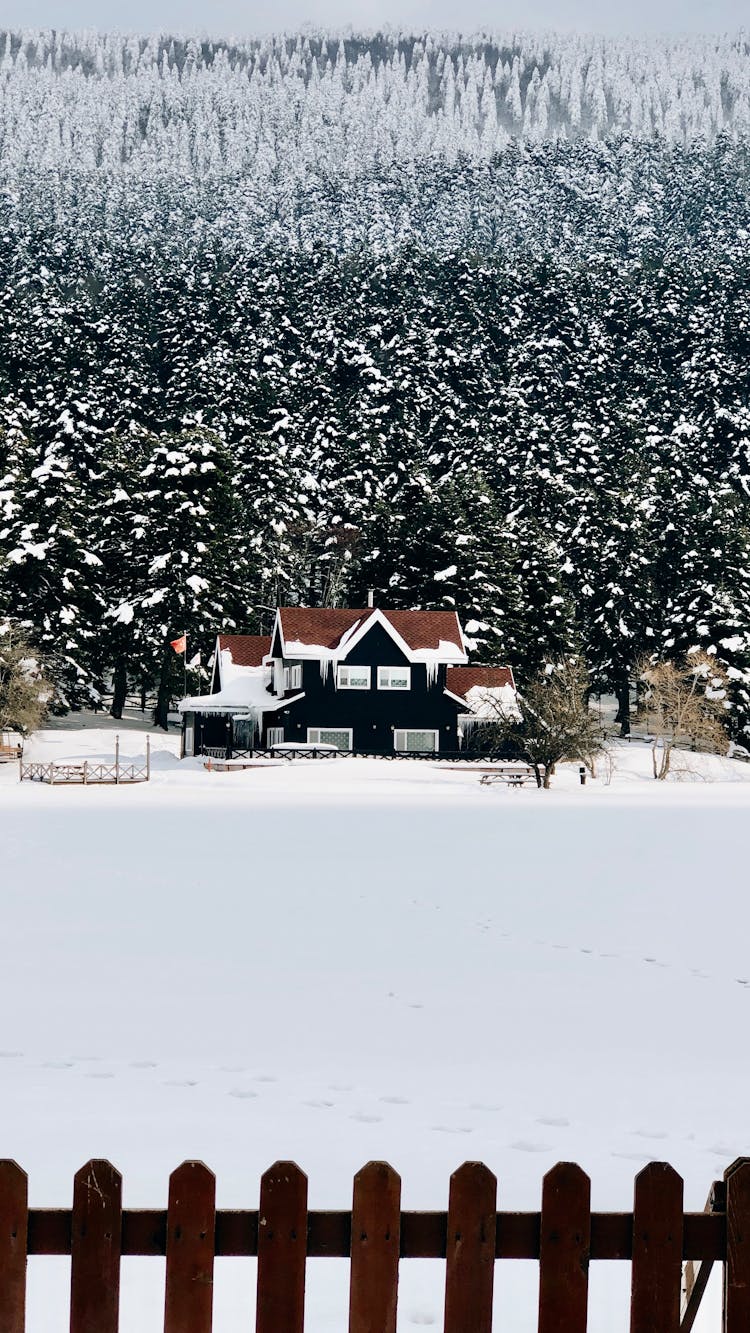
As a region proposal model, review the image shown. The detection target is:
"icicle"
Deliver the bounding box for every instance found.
[424,658,441,689]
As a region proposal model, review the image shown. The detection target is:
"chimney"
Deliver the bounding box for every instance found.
[367,589,374,608]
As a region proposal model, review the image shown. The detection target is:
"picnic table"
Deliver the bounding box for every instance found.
[479,765,536,788]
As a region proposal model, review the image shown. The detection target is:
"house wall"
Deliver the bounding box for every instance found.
[270,622,461,752]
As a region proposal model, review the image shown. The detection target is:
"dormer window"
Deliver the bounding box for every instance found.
[378,666,411,690]
[337,665,371,689]
[283,664,303,691]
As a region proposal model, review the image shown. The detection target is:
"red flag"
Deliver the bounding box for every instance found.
[170,634,187,655]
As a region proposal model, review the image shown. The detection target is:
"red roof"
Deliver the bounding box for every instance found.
[217,635,271,668]
[277,607,465,654]
[446,665,515,700]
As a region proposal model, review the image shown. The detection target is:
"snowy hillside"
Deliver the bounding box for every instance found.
[0,28,748,179]
[1,732,747,1328]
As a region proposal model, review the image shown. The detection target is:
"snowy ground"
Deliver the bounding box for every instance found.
[2,723,749,1330]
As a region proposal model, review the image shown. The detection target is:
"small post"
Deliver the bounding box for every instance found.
[83,761,88,786]
[115,734,120,785]
[579,766,586,786]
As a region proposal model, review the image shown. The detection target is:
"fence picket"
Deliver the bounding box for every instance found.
[538,1162,590,1333]
[629,1162,683,1333]
[348,1161,401,1333]
[444,1162,497,1333]
[164,1161,216,1333]
[256,1161,307,1333]
[0,1161,27,1333]
[723,1158,750,1332]
[69,1159,122,1333]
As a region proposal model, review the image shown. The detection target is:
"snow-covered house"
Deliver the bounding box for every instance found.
[179,608,515,757]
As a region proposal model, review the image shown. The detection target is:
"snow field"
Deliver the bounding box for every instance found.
[2,729,748,1328]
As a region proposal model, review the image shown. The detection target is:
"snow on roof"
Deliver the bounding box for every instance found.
[179,666,300,716]
[277,607,467,662]
[462,683,519,718]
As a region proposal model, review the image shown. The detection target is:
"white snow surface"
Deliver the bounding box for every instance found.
[2,726,749,1330]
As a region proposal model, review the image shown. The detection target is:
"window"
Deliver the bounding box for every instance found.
[378,665,411,691]
[267,727,284,747]
[282,664,302,692]
[307,728,353,750]
[184,724,194,757]
[394,729,439,753]
[337,665,371,690]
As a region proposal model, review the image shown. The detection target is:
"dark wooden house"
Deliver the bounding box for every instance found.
[180,607,515,757]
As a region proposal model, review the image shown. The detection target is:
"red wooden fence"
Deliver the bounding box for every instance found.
[0,1156,745,1330]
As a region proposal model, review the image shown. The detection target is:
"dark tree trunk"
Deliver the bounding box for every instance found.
[153,650,172,731]
[140,679,147,713]
[615,673,631,736]
[110,657,127,720]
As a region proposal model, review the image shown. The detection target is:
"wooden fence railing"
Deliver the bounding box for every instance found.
[1,1156,747,1330]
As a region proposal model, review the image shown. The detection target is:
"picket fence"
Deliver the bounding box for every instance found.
[1,1156,748,1331]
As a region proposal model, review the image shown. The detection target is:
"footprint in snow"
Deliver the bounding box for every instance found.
[229,1088,258,1100]
[644,957,668,967]
[380,1095,409,1105]
[86,1071,114,1079]
[164,1079,197,1087]
[432,1125,473,1135]
[536,1116,570,1128]
[251,1074,278,1083]
[350,1112,383,1124]
[42,1060,73,1069]
[510,1140,551,1153]
[630,1128,668,1140]
[304,1099,334,1109]
[0,1051,23,1059]
[130,1060,157,1068]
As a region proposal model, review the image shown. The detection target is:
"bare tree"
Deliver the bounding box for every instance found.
[636,653,729,780]
[0,623,52,735]
[483,658,605,788]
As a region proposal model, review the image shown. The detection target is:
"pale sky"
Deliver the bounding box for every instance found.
[1,0,746,36]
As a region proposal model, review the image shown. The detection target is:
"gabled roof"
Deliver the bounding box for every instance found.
[445,665,515,699]
[276,607,467,662]
[217,635,271,668]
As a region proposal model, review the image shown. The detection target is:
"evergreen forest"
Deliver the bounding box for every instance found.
[0,28,749,732]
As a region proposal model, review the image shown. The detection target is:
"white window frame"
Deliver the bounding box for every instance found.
[378,665,411,691]
[283,667,290,691]
[184,723,194,757]
[393,728,439,753]
[307,727,353,750]
[336,664,371,690]
[267,726,285,747]
[289,664,302,690]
